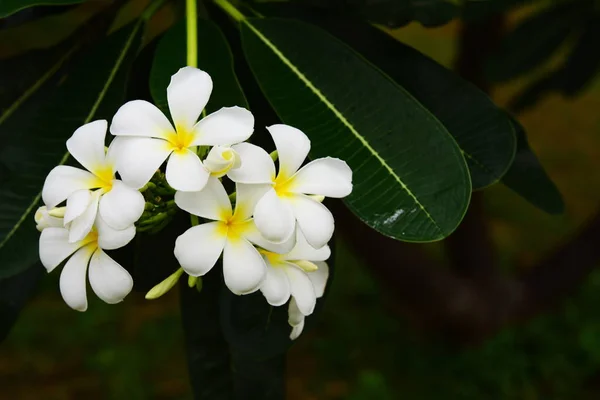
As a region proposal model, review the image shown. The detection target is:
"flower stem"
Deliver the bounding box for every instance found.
[186,0,198,67]
[212,0,245,23]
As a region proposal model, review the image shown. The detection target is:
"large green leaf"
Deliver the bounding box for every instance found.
[233,16,471,242]
[501,117,564,214]
[0,0,85,18]
[0,23,143,279]
[150,17,247,114]
[251,3,516,189]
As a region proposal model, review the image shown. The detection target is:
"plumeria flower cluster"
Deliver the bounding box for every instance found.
[35,67,352,339]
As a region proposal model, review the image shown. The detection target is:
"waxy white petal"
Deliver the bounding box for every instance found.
[175,176,231,221]
[286,230,331,262]
[88,248,133,304]
[260,263,291,307]
[96,215,136,250]
[174,222,227,277]
[64,189,92,225]
[66,120,108,174]
[309,261,329,298]
[290,157,353,198]
[35,206,64,231]
[267,124,310,180]
[42,166,100,209]
[39,227,83,272]
[288,297,304,327]
[285,264,316,315]
[222,238,266,295]
[228,143,275,184]
[192,106,254,146]
[110,99,175,140]
[233,183,271,222]
[59,244,94,312]
[68,190,100,243]
[204,146,240,177]
[290,318,305,340]
[253,188,295,244]
[99,180,144,230]
[111,137,172,189]
[243,221,296,254]
[167,67,212,133]
[290,195,334,249]
[165,149,209,192]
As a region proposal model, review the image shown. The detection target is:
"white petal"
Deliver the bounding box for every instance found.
[260,264,291,306]
[290,157,353,198]
[165,149,209,192]
[66,120,108,173]
[42,166,101,209]
[290,195,334,249]
[111,137,172,189]
[68,190,100,243]
[64,189,92,225]
[110,100,175,139]
[243,220,296,254]
[227,143,275,184]
[267,124,310,180]
[308,261,329,298]
[35,206,64,231]
[284,263,316,316]
[290,319,305,340]
[222,238,266,295]
[233,183,271,222]
[192,107,254,146]
[59,244,95,312]
[253,188,295,244]
[96,215,136,250]
[286,230,331,262]
[174,176,231,221]
[288,297,304,326]
[204,146,239,177]
[39,227,84,272]
[88,248,133,304]
[167,67,212,133]
[174,222,226,277]
[99,180,144,229]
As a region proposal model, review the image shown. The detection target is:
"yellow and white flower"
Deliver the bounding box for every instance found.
[173,177,270,294]
[42,120,145,243]
[39,214,135,311]
[204,145,241,177]
[110,67,254,192]
[228,124,352,249]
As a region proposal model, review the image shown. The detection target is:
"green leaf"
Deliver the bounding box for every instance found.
[485,2,580,82]
[0,264,42,343]
[0,0,85,18]
[501,117,564,214]
[251,3,516,189]
[0,23,143,279]
[150,17,247,115]
[235,17,471,242]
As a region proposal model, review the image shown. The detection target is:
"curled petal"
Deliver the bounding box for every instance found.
[290,195,334,249]
[39,228,83,272]
[165,149,209,192]
[204,146,240,177]
[68,190,100,243]
[267,124,310,180]
[174,222,227,277]
[110,100,175,140]
[290,319,305,340]
[253,188,295,244]
[42,166,100,209]
[260,264,291,307]
[286,230,331,262]
[192,106,254,146]
[66,120,108,174]
[228,143,275,184]
[64,189,92,225]
[111,137,172,189]
[59,244,95,312]
[175,176,231,221]
[167,67,212,133]
[288,297,304,327]
[290,157,352,198]
[284,263,316,316]
[35,206,64,231]
[309,261,329,298]
[222,238,266,295]
[88,248,133,304]
[99,180,145,230]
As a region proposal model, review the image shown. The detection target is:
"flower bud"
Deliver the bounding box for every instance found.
[34,206,64,232]
[204,146,241,177]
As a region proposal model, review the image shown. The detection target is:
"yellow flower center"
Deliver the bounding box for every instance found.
[89,164,114,192]
[259,249,285,266]
[81,229,99,248]
[167,125,195,153]
[273,174,295,197]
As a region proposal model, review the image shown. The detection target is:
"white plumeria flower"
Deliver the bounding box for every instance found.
[34,206,64,231]
[39,214,135,311]
[204,145,241,177]
[288,262,329,340]
[173,177,271,295]
[110,67,254,192]
[42,120,145,243]
[228,124,352,249]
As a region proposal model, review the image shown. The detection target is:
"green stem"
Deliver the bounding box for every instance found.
[186,0,198,67]
[213,0,245,23]
[190,215,199,226]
